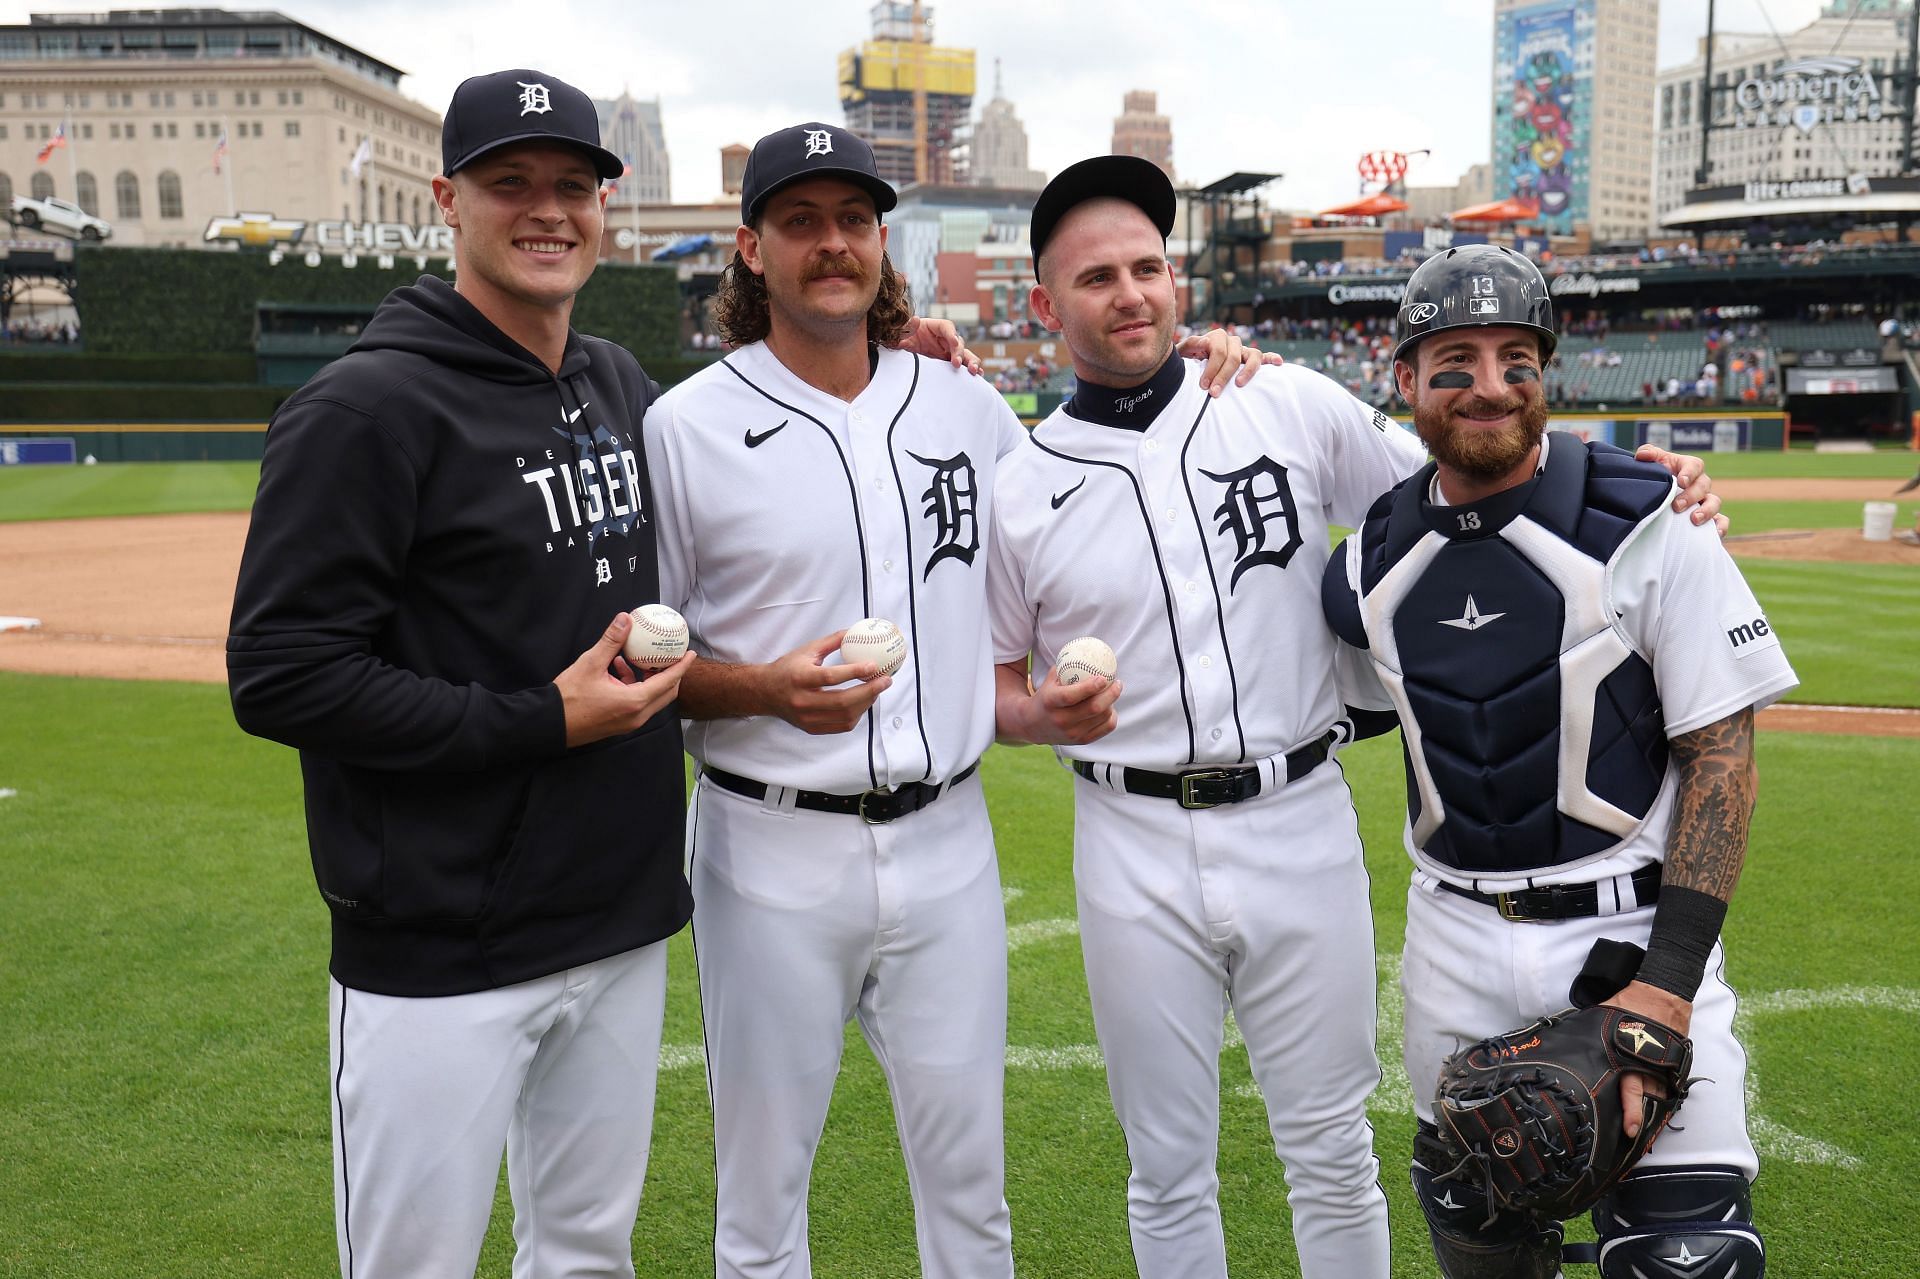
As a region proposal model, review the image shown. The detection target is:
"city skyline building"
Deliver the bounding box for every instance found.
[0,8,440,247]
[967,58,1044,192]
[1110,88,1173,181]
[595,90,669,206]
[1653,1,1914,236]
[1492,0,1658,244]
[1404,161,1495,223]
[838,1,975,188]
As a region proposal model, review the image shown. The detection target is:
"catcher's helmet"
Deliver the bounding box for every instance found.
[1393,244,1557,366]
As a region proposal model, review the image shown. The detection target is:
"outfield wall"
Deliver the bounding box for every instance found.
[0,423,268,463]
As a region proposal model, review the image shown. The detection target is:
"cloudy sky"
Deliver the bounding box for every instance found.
[4,0,1833,205]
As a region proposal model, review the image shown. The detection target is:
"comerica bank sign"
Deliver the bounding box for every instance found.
[1732,56,1887,134]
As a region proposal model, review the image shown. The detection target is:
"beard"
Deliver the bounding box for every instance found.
[1413,391,1551,480]
[1079,310,1175,385]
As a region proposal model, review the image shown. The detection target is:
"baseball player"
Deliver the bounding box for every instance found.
[228,70,693,1278]
[643,124,1265,1279]
[986,160,1726,1279]
[1321,244,1798,1278]
[987,154,1421,1279]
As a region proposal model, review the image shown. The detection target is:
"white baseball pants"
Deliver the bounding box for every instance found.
[327,941,668,1279]
[1400,871,1758,1175]
[1073,762,1391,1279]
[689,769,1013,1279]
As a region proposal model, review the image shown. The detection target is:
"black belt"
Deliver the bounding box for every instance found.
[702,761,978,825]
[1069,730,1336,810]
[1435,864,1663,923]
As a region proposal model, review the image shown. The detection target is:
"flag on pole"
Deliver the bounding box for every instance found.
[348,135,372,179]
[36,121,67,165]
[213,126,229,175]
[607,153,634,198]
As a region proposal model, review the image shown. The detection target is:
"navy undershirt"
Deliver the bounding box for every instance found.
[1064,350,1185,432]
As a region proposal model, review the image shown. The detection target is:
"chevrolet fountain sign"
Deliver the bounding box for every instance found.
[1733,56,1886,135]
[204,212,454,258]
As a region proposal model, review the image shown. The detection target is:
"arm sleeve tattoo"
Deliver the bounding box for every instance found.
[1637,706,1756,999]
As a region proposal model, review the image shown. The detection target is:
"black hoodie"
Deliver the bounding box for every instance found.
[228,275,691,996]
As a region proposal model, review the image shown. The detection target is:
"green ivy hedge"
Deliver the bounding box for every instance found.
[0,383,292,423]
[72,247,681,359]
[0,352,258,383]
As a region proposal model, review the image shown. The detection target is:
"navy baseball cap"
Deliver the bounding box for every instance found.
[441,68,624,181]
[1030,154,1177,267]
[740,122,897,224]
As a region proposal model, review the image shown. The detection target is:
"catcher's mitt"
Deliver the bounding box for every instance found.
[1432,1004,1693,1222]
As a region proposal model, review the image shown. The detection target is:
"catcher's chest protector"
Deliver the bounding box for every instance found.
[1345,438,1673,876]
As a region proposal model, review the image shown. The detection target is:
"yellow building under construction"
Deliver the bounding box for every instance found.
[838,2,975,188]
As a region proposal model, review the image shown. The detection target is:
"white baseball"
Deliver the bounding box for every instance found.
[623,604,688,671]
[840,617,908,678]
[1056,636,1117,686]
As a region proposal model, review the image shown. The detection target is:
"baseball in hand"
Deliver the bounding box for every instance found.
[840,617,908,678]
[623,604,689,671]
[1056,636,1117,686]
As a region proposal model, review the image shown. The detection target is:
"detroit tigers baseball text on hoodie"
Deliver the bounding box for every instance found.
[229,275,691,997]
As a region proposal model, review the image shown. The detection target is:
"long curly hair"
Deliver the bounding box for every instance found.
[712,247,914,348]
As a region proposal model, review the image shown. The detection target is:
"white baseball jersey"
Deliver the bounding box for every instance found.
[989,361,1429,766]
[987,359,1425,1279]
[1332,432,1801,889]
[645,342,1026,791]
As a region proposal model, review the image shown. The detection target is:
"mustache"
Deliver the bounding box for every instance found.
[1450,395,1525,418]
[801,255,868,283]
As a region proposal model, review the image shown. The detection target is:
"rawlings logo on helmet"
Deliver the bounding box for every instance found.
[1404,301,1440,325]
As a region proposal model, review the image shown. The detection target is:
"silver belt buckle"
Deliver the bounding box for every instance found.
[1178,769,1230,810]
[858,788,895,825]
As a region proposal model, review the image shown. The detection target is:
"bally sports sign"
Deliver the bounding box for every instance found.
[1732,56,1887,134]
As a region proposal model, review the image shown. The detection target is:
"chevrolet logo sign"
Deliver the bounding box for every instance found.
[204,212,307,248]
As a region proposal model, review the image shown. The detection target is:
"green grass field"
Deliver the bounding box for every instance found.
[1695,447,1920,479]
[0,460,261,522]
[2,455,1916,1277]
[2,676,1915,1277]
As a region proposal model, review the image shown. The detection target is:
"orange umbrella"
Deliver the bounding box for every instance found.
[1318,192,1410,219]
[1449,196,1541,224]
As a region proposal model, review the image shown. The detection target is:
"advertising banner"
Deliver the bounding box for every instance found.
[1636,419,1754,451]
[0,437,78,465]
[1493,0,1591,235]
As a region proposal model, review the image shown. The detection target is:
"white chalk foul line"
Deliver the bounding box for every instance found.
[1007,917,1079,950]
[1741,985,1920,1016]
[655,897,1904,1169]
[1733,985,1918,1170]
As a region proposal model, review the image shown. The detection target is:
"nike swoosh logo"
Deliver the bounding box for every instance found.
[744,420,788,448]
[1050,477,1086,509]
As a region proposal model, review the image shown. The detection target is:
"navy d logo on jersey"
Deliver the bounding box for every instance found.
[907,449,979,579]
[1201,455,1303,590]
